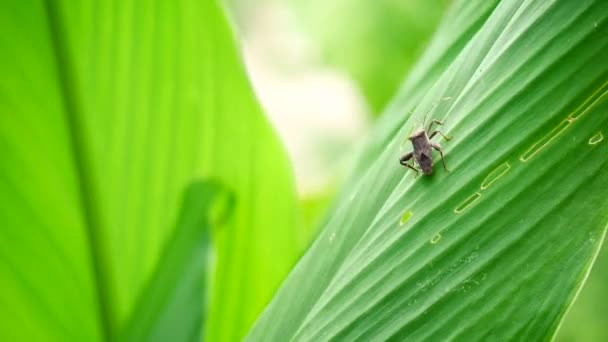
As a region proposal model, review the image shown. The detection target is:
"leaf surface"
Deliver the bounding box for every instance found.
[120,181,230,342]
[0,0,298,340]
[247,0,608,340]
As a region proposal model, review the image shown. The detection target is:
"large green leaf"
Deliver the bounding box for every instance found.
[352,0,500,172]
[248,0,608,340]
[120,181,232,342]
[0,3,101,340]
[0,0,298,340]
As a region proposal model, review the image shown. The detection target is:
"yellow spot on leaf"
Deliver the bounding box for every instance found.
[400,210,413,226]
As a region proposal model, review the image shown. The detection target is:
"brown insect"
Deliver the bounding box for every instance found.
[399,117,451,176]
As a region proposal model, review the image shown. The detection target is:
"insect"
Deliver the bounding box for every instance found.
[399,116,452,176]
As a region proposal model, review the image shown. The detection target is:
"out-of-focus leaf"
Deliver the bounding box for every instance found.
[120,181,232,342]
[0,0,298,340]
[0,1,102,340]
[555,239,608,342]
[247,0,608,340]
[290,0,447,113]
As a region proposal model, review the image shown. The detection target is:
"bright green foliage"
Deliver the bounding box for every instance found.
[290,0,447,113]
[120,181,229,342]
[247,0,608,340]
[3,0,608,340]
[299,190,335,246]
[0,0,298,341]
[556,239,608,342]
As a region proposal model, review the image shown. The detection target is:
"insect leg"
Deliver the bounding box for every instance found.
[399,152,419,175]
[423,97,451,129]
[427,119,445,132]
[404,163,418,175]
[429,130,452,141]
[399,152,413,163]
[431,142,450,172]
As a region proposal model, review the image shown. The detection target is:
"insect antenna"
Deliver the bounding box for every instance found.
[411,96,454,130]
[422,96,453,127]
[422,102,437,128]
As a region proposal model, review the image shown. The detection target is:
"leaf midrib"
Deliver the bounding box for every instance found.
[43,1,114,339]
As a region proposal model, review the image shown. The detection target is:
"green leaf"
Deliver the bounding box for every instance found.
[120,181,232,342]
[299,189,336,245]
[352,0,500,172]
[0,0,298,340]
[0,2,102,340]
[247,0,608,340]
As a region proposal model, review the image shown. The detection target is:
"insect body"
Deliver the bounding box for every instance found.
[399,119,451,176]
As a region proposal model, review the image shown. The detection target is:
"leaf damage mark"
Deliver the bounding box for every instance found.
[430,233,442,244]
[520,120,571,162]
[588,131,604,145]
[481,162,511,190]
[454,193,482,214]
[519,80,608,162]
[568,79,608,120]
